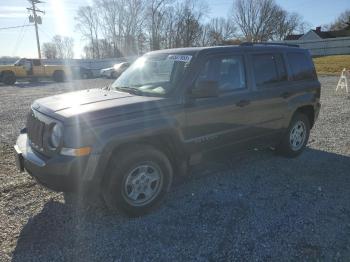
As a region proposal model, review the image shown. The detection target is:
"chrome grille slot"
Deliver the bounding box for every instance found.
[26,110,46,150]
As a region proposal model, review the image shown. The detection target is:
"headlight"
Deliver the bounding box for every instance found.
[50,123,63,148]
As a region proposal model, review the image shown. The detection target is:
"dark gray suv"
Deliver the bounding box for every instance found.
[14,43,321,216]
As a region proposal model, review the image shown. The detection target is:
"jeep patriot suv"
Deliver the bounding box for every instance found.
[14,43,321,216]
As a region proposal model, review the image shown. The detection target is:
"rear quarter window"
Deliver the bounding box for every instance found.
[287,52,316,81]
[32,60,41,66]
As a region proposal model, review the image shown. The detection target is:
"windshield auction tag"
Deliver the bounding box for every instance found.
[167,55,192,63]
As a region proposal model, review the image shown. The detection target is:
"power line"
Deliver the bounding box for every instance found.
[12,18,29,56]
[0,24,33,31]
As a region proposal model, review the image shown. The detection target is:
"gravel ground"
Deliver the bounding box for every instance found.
[0,76,349,261]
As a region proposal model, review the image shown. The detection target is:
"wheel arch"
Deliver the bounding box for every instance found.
[294,105,315,128]
[53,70,65,81]
[97,132,188,189]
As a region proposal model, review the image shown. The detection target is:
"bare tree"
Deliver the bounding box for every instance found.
[41,42,57,59]
[124,0,146,55]
[232,0,281,41]
[273,11,302,40]
[96,0,146,56]
[52,35,74,59]
[172,0,208,47]
[146,0,170,50]
[75,6,100,58]
[232,0,306,41]
[327,10,350,30]
[202,17,236,46]
[74,0,309,58]
[96,0,124,57]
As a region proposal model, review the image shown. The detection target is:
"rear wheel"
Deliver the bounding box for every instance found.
[2,72,16,85]
[53,70,65,82]
[276,113,310,157]
[102,144,173,217]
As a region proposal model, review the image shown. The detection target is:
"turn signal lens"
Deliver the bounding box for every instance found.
[61,147,91,156]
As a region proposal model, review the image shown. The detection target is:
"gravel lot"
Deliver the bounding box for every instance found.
[0,76,349,261]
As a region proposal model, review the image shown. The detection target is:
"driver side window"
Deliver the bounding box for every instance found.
[195,55,246,93]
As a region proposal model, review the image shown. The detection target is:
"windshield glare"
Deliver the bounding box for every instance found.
[111,54,190,96]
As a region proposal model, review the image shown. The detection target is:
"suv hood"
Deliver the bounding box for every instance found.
[33,88,167,122]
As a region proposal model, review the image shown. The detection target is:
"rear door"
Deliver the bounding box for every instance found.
[184,53,258,153]
[246,52,289,141]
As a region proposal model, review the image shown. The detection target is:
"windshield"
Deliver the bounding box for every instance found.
[14,59,24,66]
[111,54,192,96]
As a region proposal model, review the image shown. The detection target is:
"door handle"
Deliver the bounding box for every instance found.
[236,100,250,107]
[281,92,292,99]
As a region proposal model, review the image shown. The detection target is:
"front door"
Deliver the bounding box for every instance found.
[184,53,256,154]
[32,59,45,77]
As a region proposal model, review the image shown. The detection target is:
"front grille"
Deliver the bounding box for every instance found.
[26,110,46,151]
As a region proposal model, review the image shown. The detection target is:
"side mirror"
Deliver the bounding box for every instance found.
[190,80,219,98]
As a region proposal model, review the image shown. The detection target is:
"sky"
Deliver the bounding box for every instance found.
[0,0,349,58]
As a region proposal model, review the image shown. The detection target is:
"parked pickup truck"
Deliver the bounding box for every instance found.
[14,43,321,216]
[0,58,72,85]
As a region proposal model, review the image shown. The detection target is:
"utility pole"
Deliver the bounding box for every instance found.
[27,0,45,59]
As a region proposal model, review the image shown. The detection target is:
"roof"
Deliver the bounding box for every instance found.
[146,44,301,56]
[285,34,303,40]
[285,28,350,40]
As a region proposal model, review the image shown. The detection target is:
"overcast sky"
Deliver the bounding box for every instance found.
[0,0,349,58]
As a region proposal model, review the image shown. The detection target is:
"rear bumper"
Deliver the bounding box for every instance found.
[14,133,91,192]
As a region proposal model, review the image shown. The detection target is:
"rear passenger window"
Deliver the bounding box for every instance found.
[253,54,286,86]
[287,52,315,80]
[32,60,41,66]
[196,56,246,92]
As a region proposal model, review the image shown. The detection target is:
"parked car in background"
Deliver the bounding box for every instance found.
[0,58,72,85]
[100,62,130,78]
[14,44,321,216]
[70,66,93,79]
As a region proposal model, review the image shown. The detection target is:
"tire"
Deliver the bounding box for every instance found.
[102,144,173,217]
[276,113,310,158]
[53,70,65,82]
[2,72,16,85]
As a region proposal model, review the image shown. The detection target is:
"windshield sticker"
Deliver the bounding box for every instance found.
[167,55,192,63]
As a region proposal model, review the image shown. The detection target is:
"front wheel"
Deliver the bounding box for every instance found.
[276,113,310,158]
[3,72,16,85]
[102,145,173,217]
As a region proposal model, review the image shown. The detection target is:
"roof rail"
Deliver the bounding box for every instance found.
[240,42,299,48]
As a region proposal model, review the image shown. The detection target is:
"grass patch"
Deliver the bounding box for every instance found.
[313,55,350,75]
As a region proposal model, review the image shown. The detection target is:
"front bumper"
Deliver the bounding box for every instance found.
[14,133,90,192]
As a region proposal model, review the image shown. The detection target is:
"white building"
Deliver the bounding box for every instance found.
[282,27,350,56]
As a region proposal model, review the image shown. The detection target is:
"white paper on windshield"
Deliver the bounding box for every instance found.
[167,55,192,63]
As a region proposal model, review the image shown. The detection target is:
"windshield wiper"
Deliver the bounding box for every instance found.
[115,86,144,95]
[102,84,111,90]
